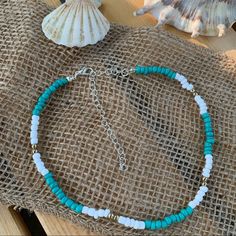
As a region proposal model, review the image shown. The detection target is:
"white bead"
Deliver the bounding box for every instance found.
[97,209,105,217]
[125,218,131,227]
[133,220,139,229]
[206,159,213,166]
[41,168,49,176]
[93,211,99,219]
[182,82,189,89]
[118,216,125,224]
[138,221,145,229]
[31,138,38,145]
[33,152,41,160]
[200,186,208,193]
[200,109,208,115]
[202,171,210,178]
[193,198,200,205]
[175,73,183,81]
[186,84,193,91]
[32,115,39,122]
[88,208,96,217]
[197,190,205,196]
[103,209,110,217]
[82,206,89,214]
[195,194,203,202]
[31,124,38,131]
[130,219,135,228]
[188,201,197,209]
[205,154,213,159]
[30,130,38,138]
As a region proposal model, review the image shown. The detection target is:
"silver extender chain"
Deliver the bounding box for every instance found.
[88,73,128,172]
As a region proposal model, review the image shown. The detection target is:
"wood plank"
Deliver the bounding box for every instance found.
[0,204,30,236]
[36,211,99,236]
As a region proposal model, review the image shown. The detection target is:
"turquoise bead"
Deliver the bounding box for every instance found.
[54,188,63,196]
[42,93,50,100]
[167,70,173,78]
[44,88,52,95]
[206,138,215,144]
[151,221,156,230]
[57,80,65,86]
[49,86,57,93]
[51,186,60,195]
[180,209,188,217]
[153,66,158,73]
[144,67,148,75]
[161,220,168,228]
[165,68,170,75]
[75,204,83,213]
[157,67,161,73]
[57,191,66,200]
[140,67,145,74]
[145,220,152,229]
[170,214,177,223]
[48,181,58,189]
[37,101,46,108]
[203,117,211,123]
[38,97,47,104]
[51,82,60,89]
[135,66,141,74]
[44,172,53,179]
[35,104,43,111]
[164,216,172,225]
[201,113,209,118]
[204,142,212,147]
[178,213,185,221]
[60,196,68,204]
[46,177,55,185]
[161,67,165,74]
[171,72,176,79]
[148,67,153,73]
[71,203,78,211]
[205,127,213,133]
[65,198,74,208]
[175,214,181,222]
[32,110,40,116]
[155,220,162,229]
[186,206,193,215]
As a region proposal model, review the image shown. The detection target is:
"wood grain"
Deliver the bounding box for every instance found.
[0,204,30,236]
[36,211,99,236]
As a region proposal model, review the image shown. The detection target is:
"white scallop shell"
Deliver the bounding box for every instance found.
[134,0,236,37]
[93,0,102,8]
[42,0,110,47]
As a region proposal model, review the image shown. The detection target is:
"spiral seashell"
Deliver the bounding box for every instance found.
[134,0,236,38]
[42,0,110,47]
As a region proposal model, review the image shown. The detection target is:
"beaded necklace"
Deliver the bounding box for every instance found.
[30,66,214,230]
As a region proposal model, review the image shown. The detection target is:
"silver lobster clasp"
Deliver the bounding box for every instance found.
[74,67,94,77]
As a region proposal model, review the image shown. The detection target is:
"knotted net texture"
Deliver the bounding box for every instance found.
[0,1,236,235]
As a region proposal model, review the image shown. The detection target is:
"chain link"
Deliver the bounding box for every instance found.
[88,72,128,171]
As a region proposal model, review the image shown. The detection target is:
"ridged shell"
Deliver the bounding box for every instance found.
[42,0,110,47]
[134,0,236,37]
[93,0,102,8]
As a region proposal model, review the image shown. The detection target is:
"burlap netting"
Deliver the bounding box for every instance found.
[0,0,236,235]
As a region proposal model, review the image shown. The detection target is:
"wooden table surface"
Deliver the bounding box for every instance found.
[1,0,235,235]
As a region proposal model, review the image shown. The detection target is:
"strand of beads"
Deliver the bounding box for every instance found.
[30,66,214,231]
[135,65,214,213]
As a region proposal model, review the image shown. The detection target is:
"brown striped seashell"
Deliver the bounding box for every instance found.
[134,0,236,38]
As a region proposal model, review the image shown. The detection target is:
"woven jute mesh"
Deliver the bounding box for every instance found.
[1,0,236,235]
